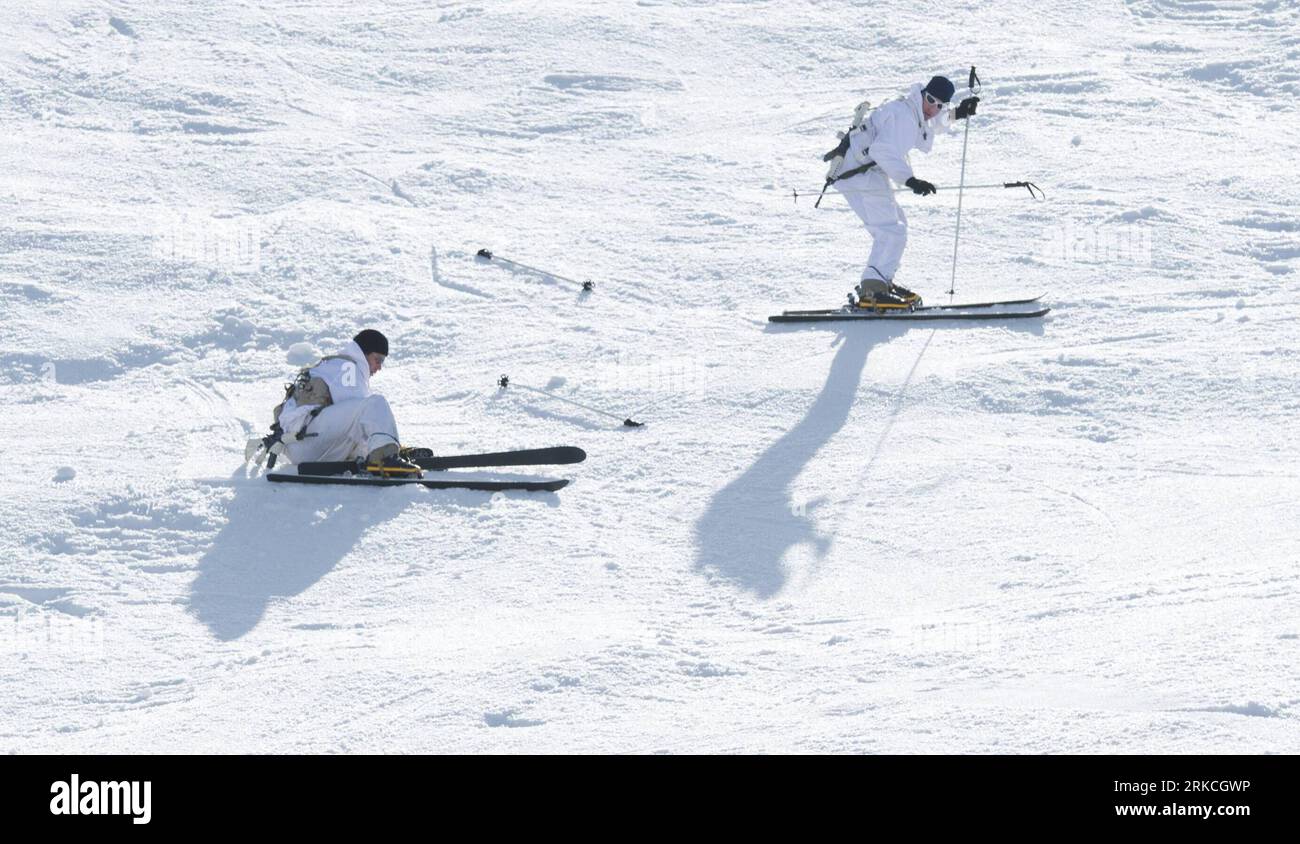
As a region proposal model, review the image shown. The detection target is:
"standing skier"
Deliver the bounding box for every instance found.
[265,329,422,476]
[827,75,979,307]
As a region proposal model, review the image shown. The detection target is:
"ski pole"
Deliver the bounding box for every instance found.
[477,249,594,292]
[497,375,643,427]
[793,181,1043,202]
[948,65,982,297]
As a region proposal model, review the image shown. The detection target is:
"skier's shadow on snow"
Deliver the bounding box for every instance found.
[694,319,1043,597]
[188,477,532,640]
[187,477,415,640]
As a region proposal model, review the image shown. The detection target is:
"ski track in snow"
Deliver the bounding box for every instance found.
[2,1,1298,753]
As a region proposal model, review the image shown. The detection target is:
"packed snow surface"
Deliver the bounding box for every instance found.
[2,0,1298,752]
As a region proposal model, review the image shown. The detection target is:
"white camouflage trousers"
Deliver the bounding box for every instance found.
[840,168,908,290]
[283,394,400,464]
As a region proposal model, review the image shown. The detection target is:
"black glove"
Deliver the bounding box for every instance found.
[905,177,937,196]
[954,96,980,120]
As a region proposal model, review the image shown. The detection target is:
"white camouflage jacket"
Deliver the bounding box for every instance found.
[838,83,955,186]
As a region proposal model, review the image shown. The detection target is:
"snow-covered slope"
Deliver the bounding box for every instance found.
[2,0,1297,752]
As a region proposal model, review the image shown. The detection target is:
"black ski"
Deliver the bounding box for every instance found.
[769,308,1050,323]
[922,294,1044,311]
[267,473,569,492]
[295,447,585,478]
[781,294,1044,317]
[419,446,584,470]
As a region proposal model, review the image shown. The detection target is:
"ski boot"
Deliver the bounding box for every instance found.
[364,443,423,478]
[399,446,434,461]
[848,281,915,313]
[888,282,922,307]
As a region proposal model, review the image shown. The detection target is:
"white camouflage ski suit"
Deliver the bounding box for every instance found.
[277,340,400,464]
[833,84,954,287]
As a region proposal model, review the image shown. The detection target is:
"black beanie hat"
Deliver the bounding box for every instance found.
[923,75,955,103]
[353,329,389,357]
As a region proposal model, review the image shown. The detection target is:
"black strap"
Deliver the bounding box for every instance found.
[814,159,876,209]
[294,406,325,441]
[832,161,877,183]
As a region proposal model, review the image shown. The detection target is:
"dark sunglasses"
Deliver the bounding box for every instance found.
[924,92,948,107]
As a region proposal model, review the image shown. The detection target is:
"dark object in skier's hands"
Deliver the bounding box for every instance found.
[954,96,980,120]
[905,177,937,195]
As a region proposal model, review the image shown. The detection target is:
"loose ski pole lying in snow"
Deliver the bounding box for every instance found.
[497,375,644,428]
[793,181,1044,202]
[476,249,595,292]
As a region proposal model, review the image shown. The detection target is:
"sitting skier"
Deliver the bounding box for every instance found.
[261,329,421,477]
[825,75,979,308]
